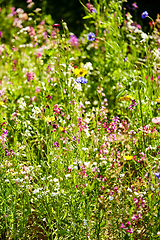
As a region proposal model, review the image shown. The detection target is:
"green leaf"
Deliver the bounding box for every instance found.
[116,89,126,100]
[57,229,68,236]
[83,15,93,19]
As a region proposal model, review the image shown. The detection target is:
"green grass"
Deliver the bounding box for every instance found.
[0,0,160,239]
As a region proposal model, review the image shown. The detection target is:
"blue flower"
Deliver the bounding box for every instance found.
[154,173,160,179]
[92,9,97,14]
[76,77,87,84]
[124,57,128,62]
[141,11,148,19]
[87,32,95,41]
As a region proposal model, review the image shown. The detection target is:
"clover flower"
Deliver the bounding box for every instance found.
[76,77,87,84]
[141,11,148,19]
[87,32,95,41]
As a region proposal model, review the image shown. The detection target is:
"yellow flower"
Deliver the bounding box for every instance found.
[73,68,88,78]
[156,96,160,103]
[59,127,68,132]
[0,101,4,106]
[124,155,133,160]
[118,95,133,102]
[45,116,55,123]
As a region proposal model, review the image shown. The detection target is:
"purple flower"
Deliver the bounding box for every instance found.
[26,72,35,81]
[124,57,128,62]
[128,100,137,110]
[141,11,148,19]
[87,32,95,41]
[70,35,79,48]
[132,100,137,107]
[132,3,138,9]
[46,95,52,99]
[76,77,87,84]
[126,4,131,10]
[92,9,97,14]
[54,142,59,148]
[0,31,3,38]
[154,173,160,179]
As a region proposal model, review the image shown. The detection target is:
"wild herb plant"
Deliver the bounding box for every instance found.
[0,0,160,239]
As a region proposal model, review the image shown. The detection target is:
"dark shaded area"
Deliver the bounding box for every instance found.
[34,0,88,36]
[1,0,160,35]
[124,0,160,32]
[1,0,87,36]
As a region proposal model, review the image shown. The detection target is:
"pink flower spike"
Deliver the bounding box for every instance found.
[4,215,8,218]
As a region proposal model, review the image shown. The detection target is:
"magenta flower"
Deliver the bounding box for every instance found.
[114,186,118,192]
[52,23,60,28]
[26,72,35,81]
[46,95,52,100]
[120,223,125,228]
[126,221,131,225]
[127,228,133,234]
[54,142,59,148]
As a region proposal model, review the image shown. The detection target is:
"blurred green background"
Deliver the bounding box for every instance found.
[0,0,159,36]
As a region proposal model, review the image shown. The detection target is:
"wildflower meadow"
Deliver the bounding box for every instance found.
[0,0,160,239]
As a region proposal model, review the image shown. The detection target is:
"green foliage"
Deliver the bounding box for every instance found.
[0,0,160,239]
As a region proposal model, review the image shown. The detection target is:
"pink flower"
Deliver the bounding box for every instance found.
[120,223,125,228]
[70,35,79,48]
[132,3,138,8]
[52,24,60,28]
[4,215,8,218]
[127,228,133,234]
[101,186,104,191]
[114,186,118,192]
[35,86,41,93]
[109,191,113,196]
[152,117,160,124]
[126,221,131,225]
